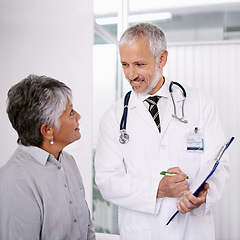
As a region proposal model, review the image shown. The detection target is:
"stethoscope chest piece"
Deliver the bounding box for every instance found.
[119,130,129,144]
[119,91,132,144]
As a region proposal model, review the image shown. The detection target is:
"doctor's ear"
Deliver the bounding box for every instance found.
[158,50,168,68]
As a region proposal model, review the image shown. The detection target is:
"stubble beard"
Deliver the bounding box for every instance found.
[137,67,162,96]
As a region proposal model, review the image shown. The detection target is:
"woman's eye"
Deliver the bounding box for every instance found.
[70,110,74,116]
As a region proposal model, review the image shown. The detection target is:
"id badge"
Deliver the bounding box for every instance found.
[186,127,204,152]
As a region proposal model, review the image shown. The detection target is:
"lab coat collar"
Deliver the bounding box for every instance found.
[128,77,182,109]
[126,78,184,139]
[127,88,164,135]
[132,78,185,103]
[136,77,169,103]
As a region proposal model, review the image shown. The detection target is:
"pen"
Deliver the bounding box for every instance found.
[160,171,190,179]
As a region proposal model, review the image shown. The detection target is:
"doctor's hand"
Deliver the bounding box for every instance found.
[157,167,189,198]
[177,182,209,214]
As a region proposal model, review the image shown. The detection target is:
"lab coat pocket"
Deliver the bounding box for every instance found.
[119,209,151,240]
[183,151,203,179]
[184,213,214,240]
[121,229,151,240]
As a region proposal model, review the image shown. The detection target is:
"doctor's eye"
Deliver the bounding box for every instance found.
[121,62,129,67]
[136,63,146,67]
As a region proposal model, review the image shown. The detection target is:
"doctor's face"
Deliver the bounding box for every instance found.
[119,37,164,95]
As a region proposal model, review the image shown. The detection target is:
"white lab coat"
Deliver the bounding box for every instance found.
[95,80,230,240]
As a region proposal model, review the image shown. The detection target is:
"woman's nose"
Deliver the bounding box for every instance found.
[75,111,81,121]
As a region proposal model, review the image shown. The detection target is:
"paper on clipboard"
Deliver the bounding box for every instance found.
[166,137,235,226]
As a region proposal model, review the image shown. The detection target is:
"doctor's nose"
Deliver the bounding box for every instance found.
[128,67,138,81]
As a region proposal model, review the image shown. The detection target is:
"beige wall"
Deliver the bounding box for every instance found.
[0,0,94,208]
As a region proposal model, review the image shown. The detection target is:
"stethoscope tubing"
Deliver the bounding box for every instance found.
[119,91,131,144]
[119,81,187,144]
[169,81,187,97]
[120,91,131,131]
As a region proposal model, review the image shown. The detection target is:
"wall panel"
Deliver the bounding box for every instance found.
[165,41,240,240]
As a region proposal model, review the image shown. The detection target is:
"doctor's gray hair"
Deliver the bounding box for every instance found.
[119,22,167,60]
[7,74,72,147]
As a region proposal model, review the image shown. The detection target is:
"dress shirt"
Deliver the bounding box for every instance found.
[138,79,169,125]
[0,145,95,240]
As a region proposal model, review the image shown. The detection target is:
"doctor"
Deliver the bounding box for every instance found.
[95,23,229,240]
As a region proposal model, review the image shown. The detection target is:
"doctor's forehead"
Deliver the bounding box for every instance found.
[120,40,154,61]
[120,37,150,51]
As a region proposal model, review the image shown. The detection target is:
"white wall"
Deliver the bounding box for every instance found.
[0,0,94,208]
[165,41,240,240]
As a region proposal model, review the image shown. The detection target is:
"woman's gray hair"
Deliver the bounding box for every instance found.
[119,22,167,60]
[7,74,72,147]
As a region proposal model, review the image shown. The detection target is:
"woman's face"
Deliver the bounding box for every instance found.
[53,100,81,148]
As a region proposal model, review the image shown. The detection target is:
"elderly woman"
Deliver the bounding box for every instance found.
[0,75,96,240]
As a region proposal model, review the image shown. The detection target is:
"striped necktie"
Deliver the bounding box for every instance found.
[145,96,161,132]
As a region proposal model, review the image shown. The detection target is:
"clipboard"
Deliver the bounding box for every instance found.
[166,136,235,226]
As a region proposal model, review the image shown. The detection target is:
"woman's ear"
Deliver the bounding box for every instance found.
[40,124,53,141]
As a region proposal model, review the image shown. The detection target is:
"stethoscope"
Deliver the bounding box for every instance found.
[119,81,188,144]
[169,81,188,124]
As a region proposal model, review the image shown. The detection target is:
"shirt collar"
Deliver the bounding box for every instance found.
[137,77,169,102]
[18,144,52,165]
